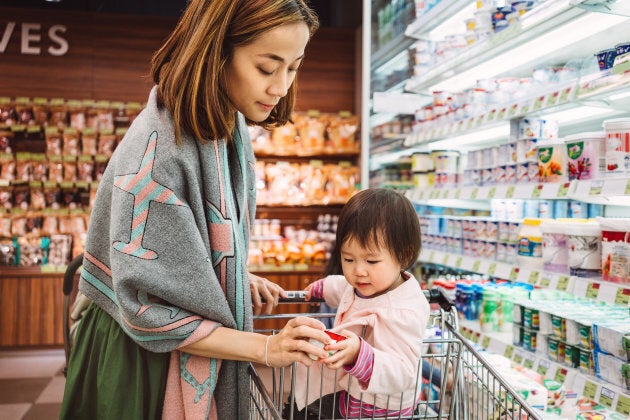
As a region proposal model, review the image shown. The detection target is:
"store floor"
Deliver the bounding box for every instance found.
[0,348,65,420]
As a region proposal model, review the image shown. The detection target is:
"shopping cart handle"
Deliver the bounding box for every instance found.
[262,291,324,303]
[423,288,453,311]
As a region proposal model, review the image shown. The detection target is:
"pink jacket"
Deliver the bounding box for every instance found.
[294,272,430,412]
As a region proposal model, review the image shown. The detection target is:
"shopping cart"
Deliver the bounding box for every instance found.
[248,288,543,420]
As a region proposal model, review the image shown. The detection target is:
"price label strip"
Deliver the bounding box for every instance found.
[599,387,614,408]
[583,380,598,400]
[615,287,630,305]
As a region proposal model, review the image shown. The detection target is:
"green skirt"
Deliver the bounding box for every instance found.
[60,303,171,420]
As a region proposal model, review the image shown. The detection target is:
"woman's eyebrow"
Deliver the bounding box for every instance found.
[257,53,304,63]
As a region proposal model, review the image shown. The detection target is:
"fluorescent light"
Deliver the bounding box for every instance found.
[429,12,630,92]
[427,3,476,41]
[427,123,510,150]
[521,0,572,29]
[542,105,620,124]
[609,90,630,101]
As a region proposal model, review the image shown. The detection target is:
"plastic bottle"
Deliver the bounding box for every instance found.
[481,286,499,332]
[517,218,543,271]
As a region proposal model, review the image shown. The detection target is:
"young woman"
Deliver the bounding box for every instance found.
[60,1,333,419]
[297,188,431,418]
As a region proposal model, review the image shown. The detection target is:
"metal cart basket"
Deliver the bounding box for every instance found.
[248,288,543,420]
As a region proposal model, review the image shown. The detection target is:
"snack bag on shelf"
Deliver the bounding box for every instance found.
[294,110,326,156]
[300,161,328,205]
[327,111,359,154]
[270,120,297,155]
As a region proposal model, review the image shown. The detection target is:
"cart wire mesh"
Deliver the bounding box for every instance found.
[248,289,543,420]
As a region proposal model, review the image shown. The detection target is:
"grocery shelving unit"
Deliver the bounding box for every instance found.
[363,0,630,416]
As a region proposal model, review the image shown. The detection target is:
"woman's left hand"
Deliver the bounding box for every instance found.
[249,273,285,315]
[322,329,361,370]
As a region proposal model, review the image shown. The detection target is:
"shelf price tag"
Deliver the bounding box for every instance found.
[547,91,560,107]
[506,185,515,198]
[471,188,478,199]
[531,184,543,198]
[513,352,523,364]
[559,86,572,102]
[524,358,534,369]
[482,336,491,349]
[554,367,567,384]
[498,107,507,120]
[583,380,598,400]
[616,394,630,415]
[508,104,519,118]
[626,179,630,195]
[442,254,449,266]
[556,276,569,291]
[557,182,570,197]
[488,263,497,277]
[428,251,435,263]
[454,256,463,268]
[504,345,514,359]
[599,387,614,408]
[540,276,551,288]
[509,267,519,281]
[472,332,481,344]
[488,186,496,199]
[614,287,630,305]
[442,189,449,199]
[454,189,461,199]
[472,260,481,272]
[533,95,545,111]
[537,359,550,376]
[417,191,425,200]
[586,282,600,299]
[589,180,604,196]
[528,271,539,285]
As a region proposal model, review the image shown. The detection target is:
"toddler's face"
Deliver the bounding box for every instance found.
[340,237,402,297]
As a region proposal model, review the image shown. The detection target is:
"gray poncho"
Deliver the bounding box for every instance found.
[79,86,256,419]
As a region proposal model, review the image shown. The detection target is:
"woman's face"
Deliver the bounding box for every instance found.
[225,22,310,122]
[340,237,403,298]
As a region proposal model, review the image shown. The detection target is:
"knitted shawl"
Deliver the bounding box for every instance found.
[78,86,256,419]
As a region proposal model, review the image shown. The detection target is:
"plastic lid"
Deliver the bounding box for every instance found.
[603,118,630,130]
[564,131,605,142]
[523,218,542,226]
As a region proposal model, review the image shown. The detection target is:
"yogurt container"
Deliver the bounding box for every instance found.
[537,139,567,183]
[564,131,605,180]
[308,330,347,360]
[517,218,543,271]
[541,219,569,274]
[597,217,630,284]
[603,118,630,174]
[566,220,601,278]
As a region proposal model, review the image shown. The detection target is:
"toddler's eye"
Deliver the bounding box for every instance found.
[343,258,354,263]
[367,260,380,265]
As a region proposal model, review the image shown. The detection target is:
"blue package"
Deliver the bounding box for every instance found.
[588,203,603,218]
[554,200,569,218]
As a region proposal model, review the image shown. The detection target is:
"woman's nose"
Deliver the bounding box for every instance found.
[268,73,290,98]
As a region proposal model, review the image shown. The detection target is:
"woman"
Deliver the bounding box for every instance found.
[61,1,332,418]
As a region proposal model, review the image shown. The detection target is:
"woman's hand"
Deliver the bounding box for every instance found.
[321,329,361,370]
[265,316,331,368]
[249,272,285,315]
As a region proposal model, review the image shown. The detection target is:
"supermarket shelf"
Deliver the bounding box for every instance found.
[371,32,415,71]
[404,0,587,94]
[458,318,630,416]
[404,0,471,40]
[406,177,630,204]
[419,250,630,306]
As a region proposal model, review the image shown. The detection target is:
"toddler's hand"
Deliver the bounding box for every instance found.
[322,329,360,370]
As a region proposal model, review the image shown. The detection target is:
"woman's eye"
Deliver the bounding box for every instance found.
[258,67,274,76]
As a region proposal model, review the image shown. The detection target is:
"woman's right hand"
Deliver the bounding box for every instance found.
[265,316,331,368]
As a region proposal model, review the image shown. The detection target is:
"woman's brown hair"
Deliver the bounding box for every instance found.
[151,0,319,144]
[333,188,422,271]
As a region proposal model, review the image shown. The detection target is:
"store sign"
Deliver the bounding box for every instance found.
[0,22,69,56]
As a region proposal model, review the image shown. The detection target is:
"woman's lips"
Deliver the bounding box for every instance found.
[258,102,275,112]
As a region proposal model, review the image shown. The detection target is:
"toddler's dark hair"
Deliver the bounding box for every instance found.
[332,188,422,270]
